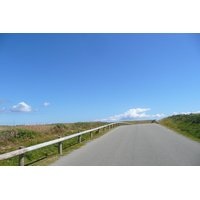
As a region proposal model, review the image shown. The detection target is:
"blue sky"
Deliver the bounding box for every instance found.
[1,33,200,125]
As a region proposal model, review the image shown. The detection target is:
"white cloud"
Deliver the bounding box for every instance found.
[0,107,6,112]
[42,102,50,107]
[151,113,166,118]
[173,111,200,115]
[11,102,33,112]
[96,108,165,121]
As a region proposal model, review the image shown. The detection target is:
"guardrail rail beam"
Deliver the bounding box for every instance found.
[0,122,132,166]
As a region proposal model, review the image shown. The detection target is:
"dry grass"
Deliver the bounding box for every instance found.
[0,124,55,135]
[17,124,54,133]
[123,120,153,124]
[0,122,108,166]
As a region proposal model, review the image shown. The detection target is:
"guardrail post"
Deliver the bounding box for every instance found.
[18,146,25,166]
[1,122,128,164]
[78,135,81,143]
[58,137,62,155]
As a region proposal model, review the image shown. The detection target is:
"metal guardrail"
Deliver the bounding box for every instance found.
[0,122,131,165]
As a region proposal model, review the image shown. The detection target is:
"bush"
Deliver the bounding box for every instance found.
[51,123,69,134]
[71,122,90,129]
[0,129,19,141]
[17,129,41,139]
[0,128,41,142]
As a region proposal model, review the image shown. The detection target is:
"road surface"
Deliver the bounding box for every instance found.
[50,124,200,166]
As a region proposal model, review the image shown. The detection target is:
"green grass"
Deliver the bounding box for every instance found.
[159,113,200,143]
[0,122,117,166]
[32,126,115,166]
[123,120,153,124]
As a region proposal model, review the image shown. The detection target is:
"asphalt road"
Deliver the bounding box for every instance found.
[50,124,200,166]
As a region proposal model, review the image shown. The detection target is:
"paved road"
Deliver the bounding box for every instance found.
[50,124,200,166]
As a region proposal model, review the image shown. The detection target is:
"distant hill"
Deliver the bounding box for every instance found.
[123,120,154,124]
[159,113,200,142]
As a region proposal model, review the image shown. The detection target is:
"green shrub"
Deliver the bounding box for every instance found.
[51,123,69,135]
[17,129,41,139]
[71,122,90,129]
[160,113,200,141]
[54,123,68,129]
[0,129,19,141]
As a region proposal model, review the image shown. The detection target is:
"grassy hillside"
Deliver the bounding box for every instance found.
[0,122,109,166]
[123,120,153,124]
[159,113,200,143]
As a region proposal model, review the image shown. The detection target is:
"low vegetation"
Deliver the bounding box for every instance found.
[159,113,200,143]
[2,118,186,166]
[123,120,153,124]
[0,122,109,166]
